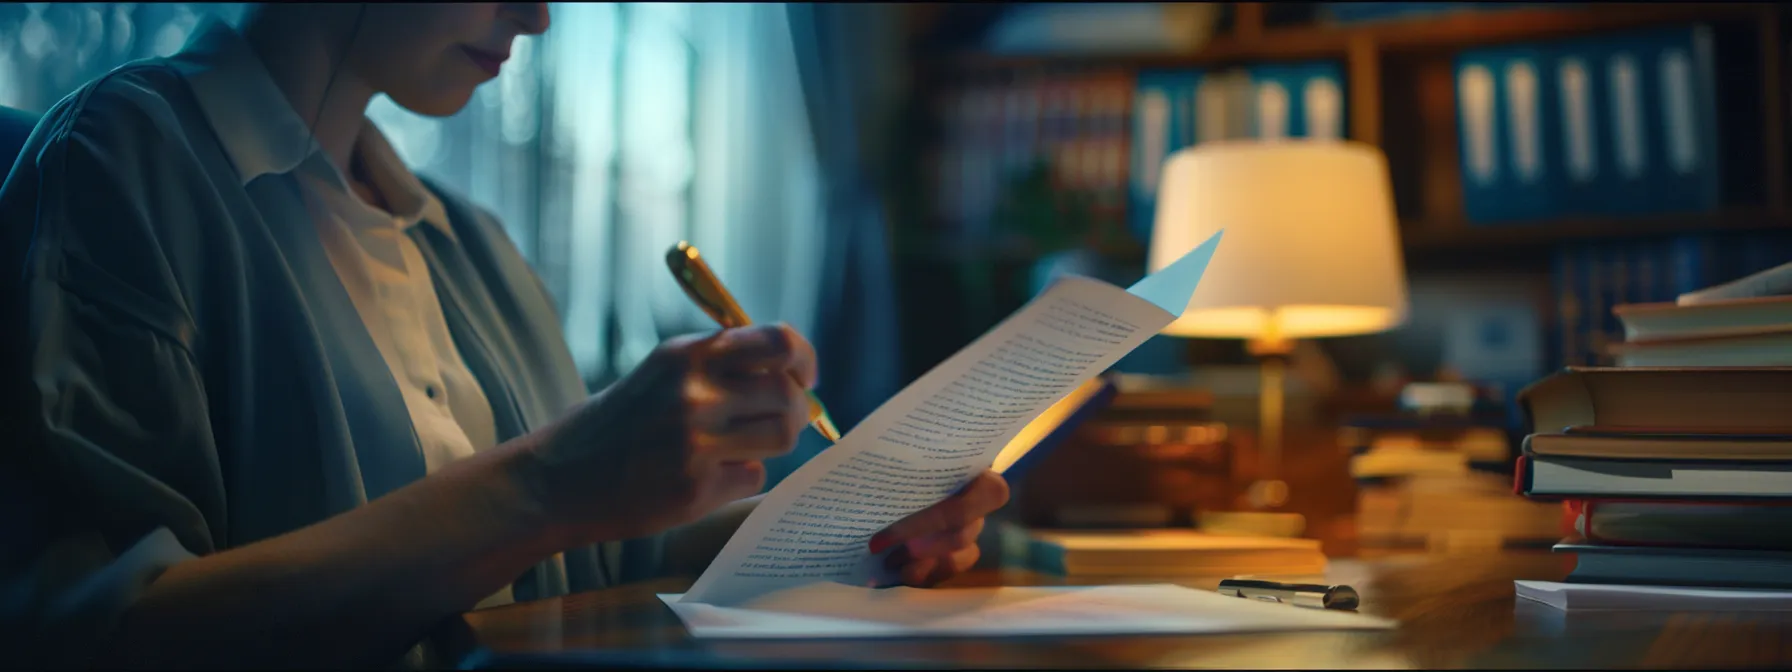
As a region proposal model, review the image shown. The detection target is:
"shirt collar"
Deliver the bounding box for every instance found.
[342,120,454,238]
[168,18,454,238]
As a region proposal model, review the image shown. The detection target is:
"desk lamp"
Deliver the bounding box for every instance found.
[1148,141,1408,530]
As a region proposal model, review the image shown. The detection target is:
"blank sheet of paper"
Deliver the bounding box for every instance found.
[680,233,1224,607]
[1516,580,1792,612]
[658,583,1393,639]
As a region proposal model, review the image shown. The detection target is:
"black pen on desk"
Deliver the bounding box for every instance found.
[1217,578,1361,611]
[665,241,842,443]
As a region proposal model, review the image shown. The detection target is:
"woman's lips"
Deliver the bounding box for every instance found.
[461,46,508,77]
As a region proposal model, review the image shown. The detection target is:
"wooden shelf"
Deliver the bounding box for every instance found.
[1400,209,1792,253]
[925,2,1771,74]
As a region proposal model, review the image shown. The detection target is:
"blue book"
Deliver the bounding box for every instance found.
[1245,61,1347,140]
[1576,243,1605,365]
[1666,232,1713,297]
[1631,25,1722,215]
[1456,45,1558,224]
[1631,237,1671,304]
[1548,245,1577,369]
[1584,32,1663,217]
[1547,37,1608,218]
[1175,70,1205,150]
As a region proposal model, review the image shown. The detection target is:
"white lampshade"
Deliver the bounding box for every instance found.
[1148,140,1409,341]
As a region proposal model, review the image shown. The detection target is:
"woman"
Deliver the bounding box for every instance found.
[0,4,1006,668]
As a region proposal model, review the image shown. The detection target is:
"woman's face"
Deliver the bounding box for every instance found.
[355,3,550,117]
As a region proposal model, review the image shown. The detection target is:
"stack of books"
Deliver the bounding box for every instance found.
[1514,366,1792,589]
[1609,295,1792,367]
[995,525,1328,578]
[1345,412,1561,551]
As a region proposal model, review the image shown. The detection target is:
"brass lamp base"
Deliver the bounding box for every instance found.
[1182,331,1307,539]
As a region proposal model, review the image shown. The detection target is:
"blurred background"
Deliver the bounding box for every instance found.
[6,2,1791,561]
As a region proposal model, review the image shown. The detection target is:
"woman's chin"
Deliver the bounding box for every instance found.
[385,88,478,119]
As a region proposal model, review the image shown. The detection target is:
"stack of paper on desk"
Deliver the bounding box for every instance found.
[658,583,1394,639]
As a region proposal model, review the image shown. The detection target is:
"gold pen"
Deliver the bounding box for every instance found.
[665,241,843,443]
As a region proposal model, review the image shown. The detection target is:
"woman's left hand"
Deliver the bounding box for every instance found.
[867,470,1011,587]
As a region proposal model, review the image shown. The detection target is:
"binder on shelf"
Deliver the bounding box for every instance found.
[1547,26,1722,219]
[1636,25,1721,215]
[1177,70,1206,148]
[1456,45,1559,225]
[1585,31,1662,218]
[1130,69,1201,243]
[1195,68,1250,144]
[1244,61,1347,141]
[1548,37,1608,219]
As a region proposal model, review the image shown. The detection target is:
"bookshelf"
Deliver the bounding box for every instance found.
[907,1,1787,260]
[894,1,1792,382]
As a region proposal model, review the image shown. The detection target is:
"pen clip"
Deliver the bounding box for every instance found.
[666,242,750,329]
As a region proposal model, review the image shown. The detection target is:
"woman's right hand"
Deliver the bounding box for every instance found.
[508,323,818,547]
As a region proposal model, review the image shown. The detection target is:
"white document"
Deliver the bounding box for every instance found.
[680,231,1225,606]
[659,583,1393,639]
[1516,580,1792,612]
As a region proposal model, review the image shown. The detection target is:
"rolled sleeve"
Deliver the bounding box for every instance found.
[2,278,220,667]
[1,74,227,667]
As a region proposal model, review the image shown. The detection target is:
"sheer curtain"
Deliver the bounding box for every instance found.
[380,3,825,390]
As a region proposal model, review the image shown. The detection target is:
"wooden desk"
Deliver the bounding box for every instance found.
[446,551,1792,669]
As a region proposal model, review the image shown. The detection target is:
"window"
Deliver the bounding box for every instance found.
[0,3,758,389]
[0,3,244,107]
[369,3,714,386]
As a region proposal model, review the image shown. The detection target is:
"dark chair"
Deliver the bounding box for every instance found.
[1,105,40,283]
[1,105,40,352]
[0,106,35,172]
[1,104,41,319]
[0,105,43,583]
